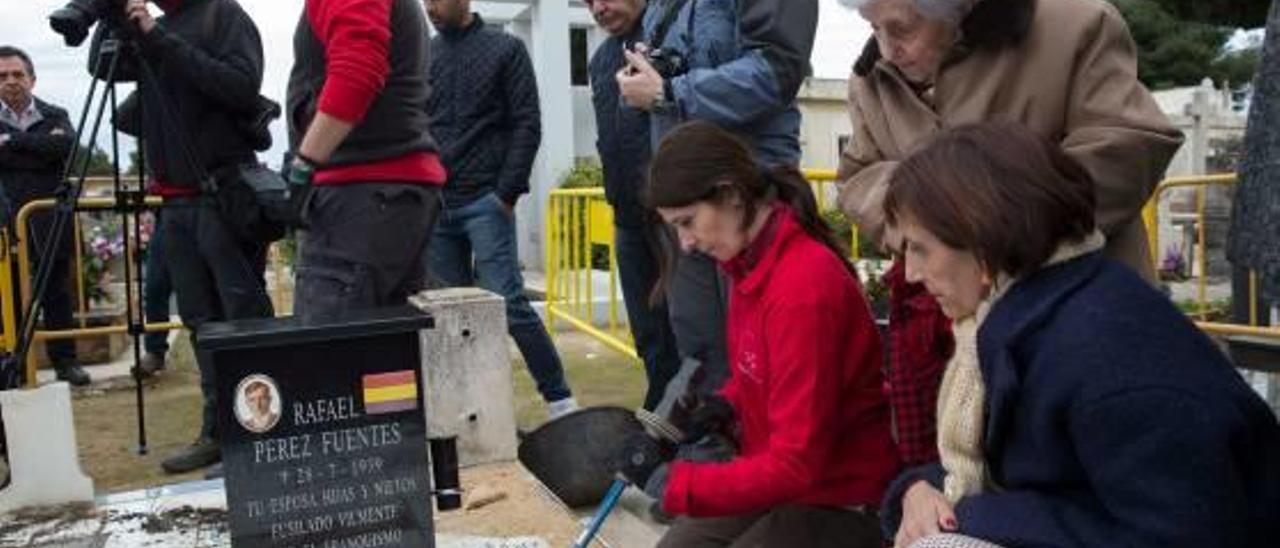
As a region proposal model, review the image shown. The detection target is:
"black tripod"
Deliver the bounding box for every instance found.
[8,26,160,455]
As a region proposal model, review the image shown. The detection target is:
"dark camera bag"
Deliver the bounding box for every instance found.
[207,165,297,244]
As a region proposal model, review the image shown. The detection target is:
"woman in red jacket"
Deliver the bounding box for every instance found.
[620,121,899,547]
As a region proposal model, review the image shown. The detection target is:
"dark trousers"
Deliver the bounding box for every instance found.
[24,208,77,366]
[144,213,173,355]
[163,199,273,441]
[615,222,680,410]
[295,184,441,320]
[665,239,731,398]
[428,192,571,402]
[658,505,881,548]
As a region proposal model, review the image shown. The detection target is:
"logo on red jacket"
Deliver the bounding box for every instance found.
[736,331,764,384]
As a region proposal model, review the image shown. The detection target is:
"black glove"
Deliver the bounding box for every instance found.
[617,431,674,487]
[685,394,735,441]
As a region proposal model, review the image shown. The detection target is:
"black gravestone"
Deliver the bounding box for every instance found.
[200,306,435,548]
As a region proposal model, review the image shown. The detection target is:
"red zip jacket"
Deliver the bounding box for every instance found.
[664,206,899,517]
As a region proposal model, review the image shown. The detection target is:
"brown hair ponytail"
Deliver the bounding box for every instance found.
[645,122,855,301]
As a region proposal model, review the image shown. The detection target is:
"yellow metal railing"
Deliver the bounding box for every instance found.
[4,186,295,385]
[12,196,183,384]
[1141,174,1279,339]
[544,169,858,361]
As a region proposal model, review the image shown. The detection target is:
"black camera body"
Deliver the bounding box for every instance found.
[49,0,127,47]
[647,47,689,80]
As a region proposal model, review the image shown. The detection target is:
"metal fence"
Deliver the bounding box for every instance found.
[543,170,856,362]
[1141,174,1279,338]
[549,172,1280,362]
[0,178,293,385]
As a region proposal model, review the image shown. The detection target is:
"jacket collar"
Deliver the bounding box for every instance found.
[440,13,485,39]
[976,250,1103,461]
[723,204,799,296]
[853,0,1036,77]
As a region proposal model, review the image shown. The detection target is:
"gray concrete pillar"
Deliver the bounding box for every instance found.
[410,289,519,467]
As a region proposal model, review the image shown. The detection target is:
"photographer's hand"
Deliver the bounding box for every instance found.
[617,49,665,111]
[125,0,157,35]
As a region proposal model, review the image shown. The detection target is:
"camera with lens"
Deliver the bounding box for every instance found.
[49,0,128,48]
[647,47,689,80]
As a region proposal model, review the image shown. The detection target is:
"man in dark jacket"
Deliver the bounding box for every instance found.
[586,0,679,411]
[120,0,274,474]
[287,0,445,320]
[0,46,89,387]
[425,0,576,418]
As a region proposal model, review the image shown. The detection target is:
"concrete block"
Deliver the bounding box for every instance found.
[411,288,519,467]
[0,382,94,514]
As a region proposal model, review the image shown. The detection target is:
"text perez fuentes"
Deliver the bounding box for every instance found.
[253,396,404,464]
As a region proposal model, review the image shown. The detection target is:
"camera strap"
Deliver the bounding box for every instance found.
[648,0,691,50]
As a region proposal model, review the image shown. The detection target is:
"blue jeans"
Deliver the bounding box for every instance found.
[144,214,173,356]
[615,222,680,410]
[428,193,571,402]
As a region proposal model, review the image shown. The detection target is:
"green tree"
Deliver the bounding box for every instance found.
[74,145,116,177]
[126,149,142,176]
[1146,0,1268,28]
[1111,0,1263,90]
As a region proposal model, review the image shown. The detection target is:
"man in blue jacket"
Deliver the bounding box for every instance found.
[425,0,576,419]
[587,0,680,411]
[617,0,818,395]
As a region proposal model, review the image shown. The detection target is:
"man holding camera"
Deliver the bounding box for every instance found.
[424,0,576,418]
[0,46,89,387]
[616,0,818,397]
[585,0,680,411]
[118,0,274,475]
[286,0,445,319]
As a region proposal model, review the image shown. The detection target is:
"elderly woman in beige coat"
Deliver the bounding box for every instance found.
[837,0,1182,278]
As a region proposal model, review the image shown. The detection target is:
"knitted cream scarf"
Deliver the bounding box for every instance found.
[938,231,1105,503]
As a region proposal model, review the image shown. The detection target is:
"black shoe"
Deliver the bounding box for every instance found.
[204,462,224,480]
[54,364,90,387]
[161,438,221,474]
[137,353,166,377]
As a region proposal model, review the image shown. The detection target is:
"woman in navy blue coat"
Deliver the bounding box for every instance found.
[879,122,1280,548]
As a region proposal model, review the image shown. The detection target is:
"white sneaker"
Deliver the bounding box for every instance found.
[546,397,580,421]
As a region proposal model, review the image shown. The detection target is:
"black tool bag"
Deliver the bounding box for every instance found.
[207,164,297,244]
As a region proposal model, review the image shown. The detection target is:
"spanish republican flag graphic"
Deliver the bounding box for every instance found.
[362,370,419,415]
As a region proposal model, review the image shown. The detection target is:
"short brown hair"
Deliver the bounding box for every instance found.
[0,46,35,77]
[884,122,1096,279]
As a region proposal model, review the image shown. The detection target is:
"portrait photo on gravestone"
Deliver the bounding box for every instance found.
[236,375,283,435]
[200,307,440,548]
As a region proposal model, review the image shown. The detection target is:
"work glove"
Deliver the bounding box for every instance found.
[684,394,735,442]
[284,154,317,228]
[617,431,674,488]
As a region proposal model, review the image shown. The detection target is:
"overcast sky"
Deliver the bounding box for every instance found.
[0,0,869,171]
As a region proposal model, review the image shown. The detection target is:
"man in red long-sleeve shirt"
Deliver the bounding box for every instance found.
[286,0,446,318]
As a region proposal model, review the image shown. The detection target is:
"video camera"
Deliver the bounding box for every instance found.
[49,0,128,48]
